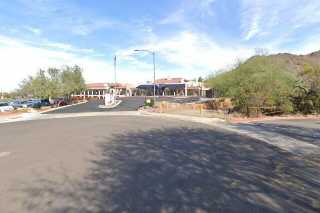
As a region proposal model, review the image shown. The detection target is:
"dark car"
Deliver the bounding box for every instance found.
[54,98,68,107]
[41,99,51,106]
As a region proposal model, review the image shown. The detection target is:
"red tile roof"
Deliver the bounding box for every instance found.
[86,83,135,89]
[86,83,108,89]
[155,78,189,84]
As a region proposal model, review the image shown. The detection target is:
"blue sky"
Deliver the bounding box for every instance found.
[1,0,320,91]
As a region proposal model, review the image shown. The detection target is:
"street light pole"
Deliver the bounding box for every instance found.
[114,55,117,84]
[114,55,117,95]
[134,49,156,104]
[152,52,156,103]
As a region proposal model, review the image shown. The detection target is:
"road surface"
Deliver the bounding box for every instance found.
[45,96,202,114]
[45,97,146,114]
[0,116,319,212]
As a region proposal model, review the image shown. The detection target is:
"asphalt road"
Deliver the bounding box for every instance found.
[45,96,202,114]
[46,97,146,114]
[0,116,319,212]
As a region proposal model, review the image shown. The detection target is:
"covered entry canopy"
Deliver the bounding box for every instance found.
[159,83,186,90]
[136,77,208,97]
[137,84,160,90]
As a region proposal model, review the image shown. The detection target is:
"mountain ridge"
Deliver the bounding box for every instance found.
[247,50,320,74]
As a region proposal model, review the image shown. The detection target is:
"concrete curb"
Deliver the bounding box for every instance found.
[0,111,143,124]
[31,111,143,121]
[40,101,88,114]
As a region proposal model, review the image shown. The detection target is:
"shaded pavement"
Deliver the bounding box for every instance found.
[1,117,317,213]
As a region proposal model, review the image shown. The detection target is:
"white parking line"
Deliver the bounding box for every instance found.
[0,152,11,158]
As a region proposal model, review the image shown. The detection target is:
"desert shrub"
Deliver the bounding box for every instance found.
[144,98,155,107]
[206,57,296,116]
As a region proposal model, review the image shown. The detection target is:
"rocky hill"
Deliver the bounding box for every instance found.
[248,50,320,75]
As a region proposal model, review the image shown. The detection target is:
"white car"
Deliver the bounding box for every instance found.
[0,102,14,112]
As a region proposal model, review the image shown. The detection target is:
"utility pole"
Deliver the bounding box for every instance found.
[152,52,156,103]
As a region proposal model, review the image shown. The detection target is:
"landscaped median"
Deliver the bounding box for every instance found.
[140,99,232,121]
[0,111,24,120]
[141,99,320,124]
[0,109,41,123]
[139,101,226,126]
[0,101,88,123]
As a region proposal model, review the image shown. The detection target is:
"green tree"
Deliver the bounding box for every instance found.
[18,65,86,100]
[47,68,63,98]
[61,65,86,99]
[19,70,50,98]
[207,57,296,115]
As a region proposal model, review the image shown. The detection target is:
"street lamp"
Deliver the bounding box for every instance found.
[114,55,117,85]
[134,49,156,103]
[113,55,117,96]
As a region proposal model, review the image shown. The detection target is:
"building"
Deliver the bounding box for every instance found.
[136,77,209,97]
[72,83,134,100]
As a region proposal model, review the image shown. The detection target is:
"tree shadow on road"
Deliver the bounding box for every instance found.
[19,127,320,213]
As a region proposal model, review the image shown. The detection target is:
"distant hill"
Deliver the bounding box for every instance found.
[246,50,320,75]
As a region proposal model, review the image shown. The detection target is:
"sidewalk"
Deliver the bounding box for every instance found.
[143,111,320,156]
[0,101,88,124]
[230,114,320,124]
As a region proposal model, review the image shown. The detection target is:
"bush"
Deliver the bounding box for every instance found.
[144,98,155,107]
[206,57,297,116]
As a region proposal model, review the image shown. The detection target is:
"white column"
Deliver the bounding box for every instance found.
[185,84,188,97]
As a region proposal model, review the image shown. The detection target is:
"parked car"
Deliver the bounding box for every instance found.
[26,99,42,108]
[40,99,51,107]
[11,99,52,109]
[0,102,14,112]
[20,101,32,108]
[9,100,25,109]
[53,98,67,107]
